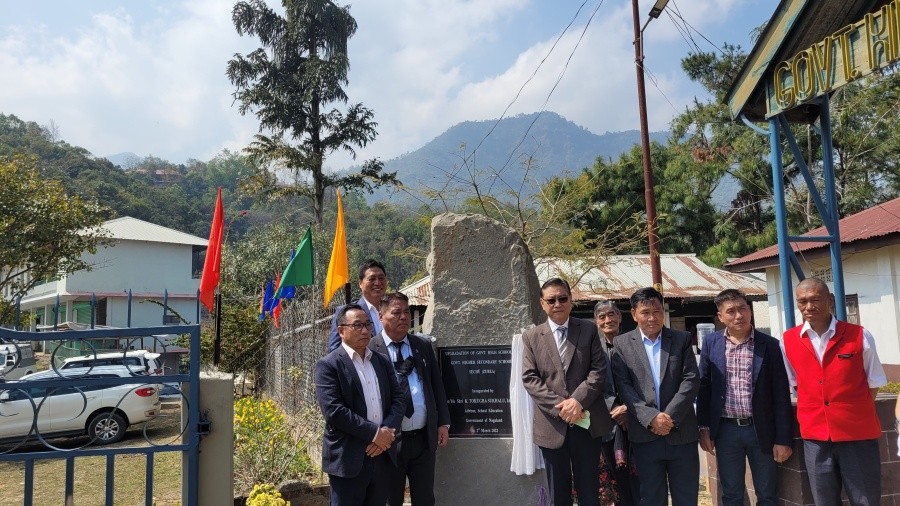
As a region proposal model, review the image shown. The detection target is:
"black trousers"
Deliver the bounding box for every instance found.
[329,453,391,506]
[387,429,436,506]
[803,438,881,506]
[630,437,698,506]
[539,425,602,506]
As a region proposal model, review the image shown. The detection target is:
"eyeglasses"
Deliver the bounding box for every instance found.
[339,322,374,331]
[542,296,570,305]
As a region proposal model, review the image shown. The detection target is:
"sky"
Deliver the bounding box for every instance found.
[0,0,775,173]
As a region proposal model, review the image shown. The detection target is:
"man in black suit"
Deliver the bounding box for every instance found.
[697,289,793,506]
[315,304,406,506]
[370,292,451,506]
[522,278,613,506]
[327,259,389,352]
[611,287,700,506]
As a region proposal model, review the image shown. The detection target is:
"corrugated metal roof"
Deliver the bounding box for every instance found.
[726,196,900,269]
[399,254,766,304]
[101,217,208,247]
[400,275,432,306]
[538,255,766,301]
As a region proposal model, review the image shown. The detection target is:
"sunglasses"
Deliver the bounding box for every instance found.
[542,296,570,305]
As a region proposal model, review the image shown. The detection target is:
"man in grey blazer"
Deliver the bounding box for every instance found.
[523,278,613,506]
[611,287,700,506]
[369,292,451,506]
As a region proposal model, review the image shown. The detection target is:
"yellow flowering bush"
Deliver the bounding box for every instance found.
[234,397,311,495]
[246,484,290,506]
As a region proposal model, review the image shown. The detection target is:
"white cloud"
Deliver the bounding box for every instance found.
[0,0,765,168]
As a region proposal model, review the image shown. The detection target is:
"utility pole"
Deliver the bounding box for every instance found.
[632,0,669,294]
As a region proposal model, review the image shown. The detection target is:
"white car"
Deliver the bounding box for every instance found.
[60,350,163,376]
[0,366,160,445]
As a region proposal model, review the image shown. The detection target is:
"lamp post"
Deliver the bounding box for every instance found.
[632,0,669,293]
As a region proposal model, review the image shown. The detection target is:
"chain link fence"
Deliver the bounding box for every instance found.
[258,296,333,483]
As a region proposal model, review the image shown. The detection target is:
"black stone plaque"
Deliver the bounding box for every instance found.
[438,345,512,437]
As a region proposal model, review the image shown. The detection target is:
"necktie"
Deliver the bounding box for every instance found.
[557,327,568,357]
[390,341,415,418]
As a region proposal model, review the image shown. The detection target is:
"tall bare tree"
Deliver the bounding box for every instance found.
[228,0,397,224]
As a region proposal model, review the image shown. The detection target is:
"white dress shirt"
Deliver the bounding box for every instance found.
[781,317,887,389]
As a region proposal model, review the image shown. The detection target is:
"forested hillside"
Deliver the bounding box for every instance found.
[0,112,430,285]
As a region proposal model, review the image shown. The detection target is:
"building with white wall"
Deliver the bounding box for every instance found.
[725,197,900,380]
[17,217,207,357]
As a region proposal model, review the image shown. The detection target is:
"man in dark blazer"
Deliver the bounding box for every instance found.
[369,292,451,506]
[611,287,700,506]
[523,278,613,506]
[327,259,389,352]
[315,304,406,506]
[697,289,793,506]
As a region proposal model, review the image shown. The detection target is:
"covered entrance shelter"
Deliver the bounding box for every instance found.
[724,0,899,326]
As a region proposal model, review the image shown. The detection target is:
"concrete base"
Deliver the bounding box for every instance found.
[435,438,546,506]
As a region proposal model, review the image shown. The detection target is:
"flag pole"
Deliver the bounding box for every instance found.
[213,291,222,366]
[343,283,351,305]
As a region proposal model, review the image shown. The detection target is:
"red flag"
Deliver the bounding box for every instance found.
[199,188,224,311]
[272,273,283,328]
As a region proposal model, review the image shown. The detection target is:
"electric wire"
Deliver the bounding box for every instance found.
[487,0,606,195]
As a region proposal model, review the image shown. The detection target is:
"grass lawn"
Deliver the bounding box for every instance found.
[0,402,185,506]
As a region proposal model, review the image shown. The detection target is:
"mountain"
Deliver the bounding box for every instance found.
[365,111,669,204]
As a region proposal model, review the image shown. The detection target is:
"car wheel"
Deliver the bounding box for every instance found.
[88,412,127,444]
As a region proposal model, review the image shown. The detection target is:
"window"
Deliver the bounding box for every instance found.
[192,246,206,279]
[845,294,860,325]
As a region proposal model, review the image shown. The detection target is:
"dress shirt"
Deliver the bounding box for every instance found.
[381,333,427,431]
[781,317,887,389]
[547,318,570,354]
[341,342,383,427]
[361,298,384,336]
[640,330,663,409]
[723,331,754,418]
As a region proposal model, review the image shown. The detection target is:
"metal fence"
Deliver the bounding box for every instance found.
[0,295,202,506]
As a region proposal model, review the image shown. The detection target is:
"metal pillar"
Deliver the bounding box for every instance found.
[817,98,847,320]
[768,117,796,329]
[763,98,847,330]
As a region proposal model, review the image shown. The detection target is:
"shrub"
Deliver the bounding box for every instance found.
[881,381,900,394]
[246,483,290,506]
[234,397,312,495]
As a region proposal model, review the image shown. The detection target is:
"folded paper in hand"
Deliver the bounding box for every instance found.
[574,410,590,429]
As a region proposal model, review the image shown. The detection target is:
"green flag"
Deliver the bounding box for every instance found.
[276,226,314,296]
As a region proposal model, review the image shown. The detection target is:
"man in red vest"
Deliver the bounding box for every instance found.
[781,278,887,506]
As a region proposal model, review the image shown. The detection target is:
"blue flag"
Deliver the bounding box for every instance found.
[259,278,274,321]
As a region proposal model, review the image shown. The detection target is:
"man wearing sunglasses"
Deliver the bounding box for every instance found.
[315,304,406,505]
[522,278,612,506]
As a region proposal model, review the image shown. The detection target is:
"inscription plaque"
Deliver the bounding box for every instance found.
[438,345,512,437]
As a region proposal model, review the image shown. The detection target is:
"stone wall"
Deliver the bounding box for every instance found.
[705,394,900,505]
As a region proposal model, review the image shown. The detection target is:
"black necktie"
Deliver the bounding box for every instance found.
[390,341,415,418]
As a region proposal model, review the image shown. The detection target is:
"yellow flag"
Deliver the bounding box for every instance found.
[324,189,349,307]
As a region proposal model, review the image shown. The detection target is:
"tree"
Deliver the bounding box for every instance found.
[671,45,900,266]
[227,0,398,225]
[0,156,109,323]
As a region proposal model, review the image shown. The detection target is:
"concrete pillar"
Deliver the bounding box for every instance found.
[182,372,233,506]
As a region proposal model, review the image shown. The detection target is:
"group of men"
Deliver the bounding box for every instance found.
[523,276,888,506]
[315,260,450,506]
[315,258,890,506]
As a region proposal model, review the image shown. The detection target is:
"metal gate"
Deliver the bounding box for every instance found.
[0,319,202,505]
